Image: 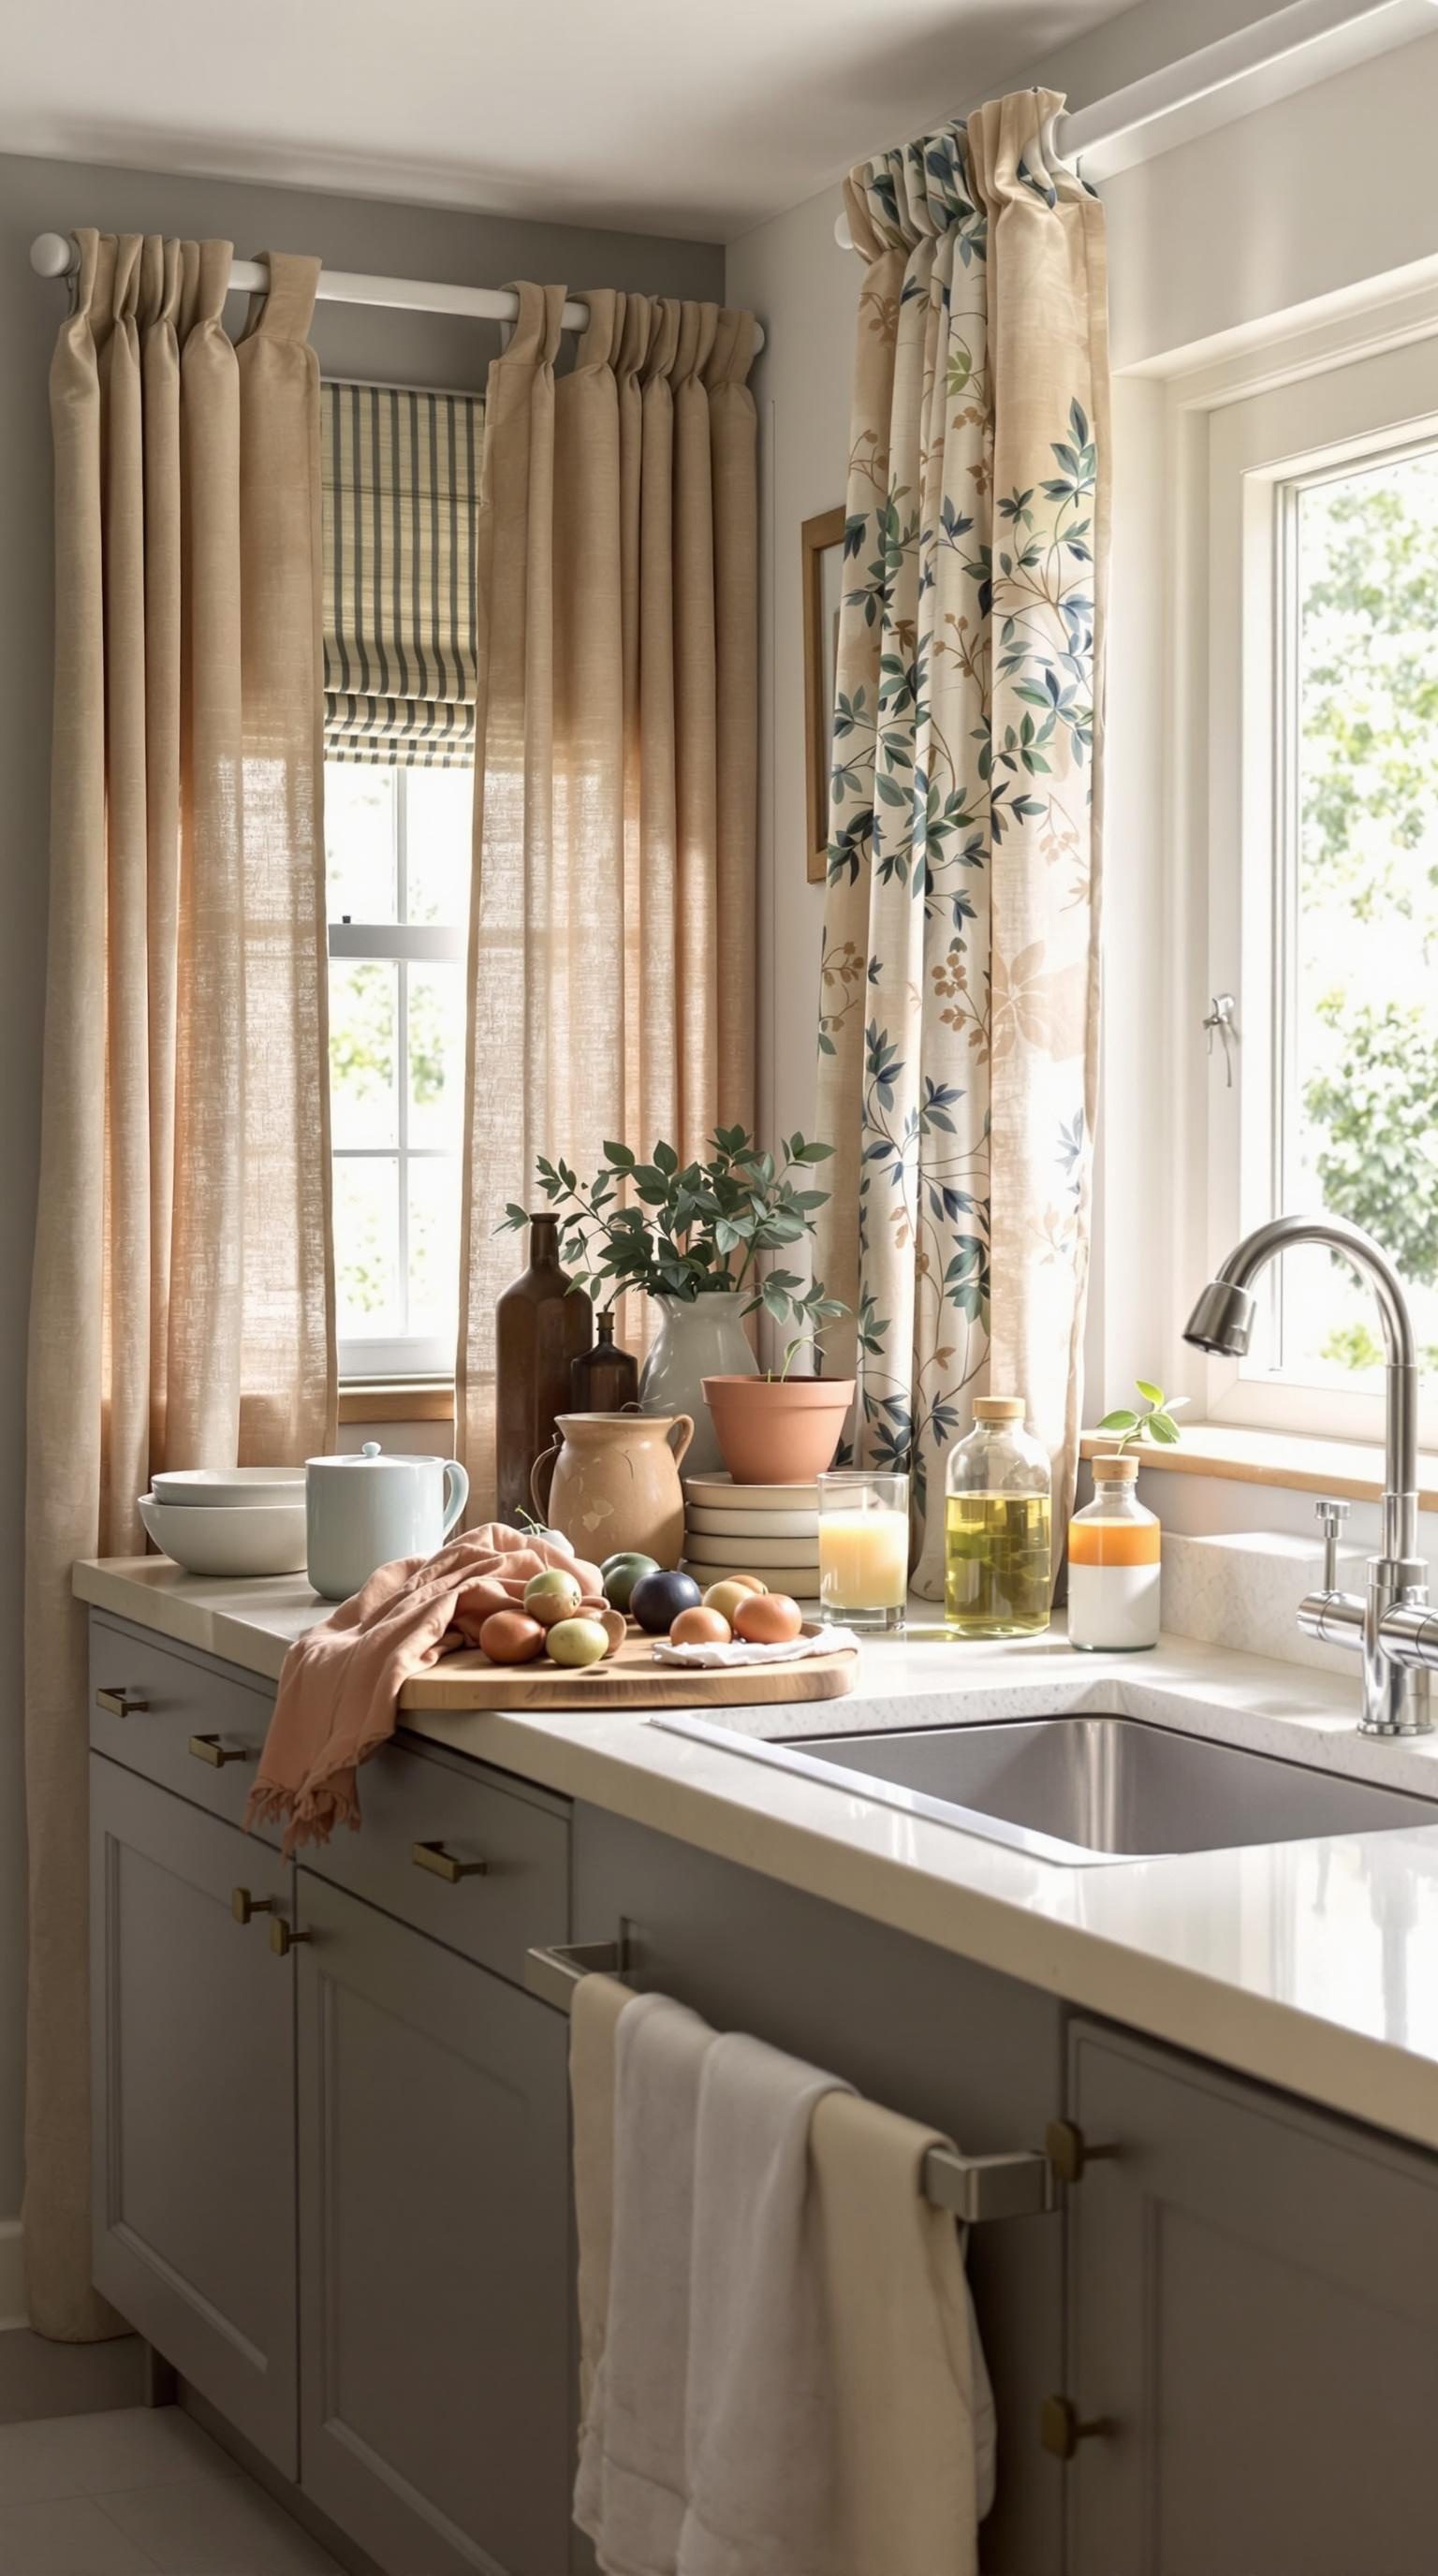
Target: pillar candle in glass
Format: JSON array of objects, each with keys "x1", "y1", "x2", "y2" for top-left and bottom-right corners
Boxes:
[{"x1": 816, "y1": 1471, "x2": 909, "y2": 1632}]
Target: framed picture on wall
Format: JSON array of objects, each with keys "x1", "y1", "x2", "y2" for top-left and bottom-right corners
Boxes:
[{"x1": 801, "y1": 505, "x2": 846, "y2": 885}]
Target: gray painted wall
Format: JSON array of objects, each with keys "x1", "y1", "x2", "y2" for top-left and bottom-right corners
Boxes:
[{"x1": 0, "y1": 147, "x2": 722, "y2": 2232}]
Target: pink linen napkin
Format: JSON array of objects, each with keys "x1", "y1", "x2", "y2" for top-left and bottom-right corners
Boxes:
[{"x1": 246, "y1": 1523, "x2": 592, "y2": 1853}]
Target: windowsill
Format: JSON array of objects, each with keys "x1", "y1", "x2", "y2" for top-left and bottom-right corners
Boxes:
[
  {"x1": 338, "y1": 1382, "x2": 454, "y2": 1425},
  {"x1": 1080, "y1": 1423, "x2": 1438, "y2": 1515}
]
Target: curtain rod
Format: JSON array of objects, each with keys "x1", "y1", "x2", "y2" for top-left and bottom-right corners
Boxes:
[
  {"x1": 28, "y1": 233, "x2": 766, "y2": 354},
  {"x1": 831, "y1": 0, "x2": 1410, "y2": 244}
]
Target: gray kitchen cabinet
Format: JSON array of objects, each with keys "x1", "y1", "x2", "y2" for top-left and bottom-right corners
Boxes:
[
  {"x1": 292, "y1": 1866, "x2": 575, "y2": 2576},
  {"x1": 1065, "y1": 2019, "x2": 1438, "y2": 2576},
  {"x1": 89, "y1": 1753, "x2": 299, "y2": 2473}
]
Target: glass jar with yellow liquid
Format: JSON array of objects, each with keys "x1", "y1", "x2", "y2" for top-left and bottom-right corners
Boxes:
[{"x1": 944, "y1": 1396, "x2": 1051, "y2": 1637}]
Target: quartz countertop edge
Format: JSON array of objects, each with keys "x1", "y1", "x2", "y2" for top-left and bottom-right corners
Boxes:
[{"x1": 74, "y1": 1554, "x2": 1438, "y2": 2159}]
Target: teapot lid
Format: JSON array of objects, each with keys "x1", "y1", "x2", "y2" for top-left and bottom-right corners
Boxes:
[{"x1": 307, "y1": 1442, "x2": 427, "y2": 1468}]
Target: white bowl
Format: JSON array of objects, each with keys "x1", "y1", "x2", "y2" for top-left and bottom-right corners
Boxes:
[
  {"x1": 138, "y1": 1494, "x2": 308, "y2": 1577},
  {"x1": 152, "y1": 1466, "x2": 306, "y2": 1511}
]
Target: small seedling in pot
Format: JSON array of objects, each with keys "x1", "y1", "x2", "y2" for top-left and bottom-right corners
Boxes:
[{"x1": 1096, "y1": 1379, "x2": 1189, "y2": 1454}]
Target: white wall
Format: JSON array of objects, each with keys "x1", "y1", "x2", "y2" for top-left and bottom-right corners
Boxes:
[
  {"x1": 725, "y1": 186, "x2": 858, "y2": 1159},
  {"x1": 1103, "y1": 20, "x2": 1438, "y2": 373},
  {"x1": 0, "y1": 148, "x2": 721, "y2": 2247}
]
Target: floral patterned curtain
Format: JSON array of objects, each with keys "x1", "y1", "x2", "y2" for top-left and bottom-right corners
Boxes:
[{"x1": 814, "y1": 91, "x2": 1109, "y2": 1599}]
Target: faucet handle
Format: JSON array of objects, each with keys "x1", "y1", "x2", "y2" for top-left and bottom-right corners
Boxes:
[{"x1": 1316, "y1": 1496, "x2": 1350, "y2": 1592}]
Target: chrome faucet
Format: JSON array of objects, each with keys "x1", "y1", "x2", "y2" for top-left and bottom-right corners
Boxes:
[{"x1": 1183, "y1": 1214, "x2": 1438, "y2": 1736}]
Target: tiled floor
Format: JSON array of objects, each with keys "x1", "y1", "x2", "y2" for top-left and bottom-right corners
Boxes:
[{"x1": 0, "y1": 2408, "x2": 341, "y2": 2575}]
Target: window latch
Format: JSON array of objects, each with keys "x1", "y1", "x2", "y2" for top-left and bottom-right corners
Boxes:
[{"x1": 1203, "y1": 991, "x2": 1237, "y2": 1087}]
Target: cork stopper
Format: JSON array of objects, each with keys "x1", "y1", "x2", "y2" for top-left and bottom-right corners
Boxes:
[
  {"x1": 1092, "y1": 1453, "x2": 1139, "y2": 1481},
  {"x1": 974, "y1": 1396, "x2": 1025, "y2": 1422}
]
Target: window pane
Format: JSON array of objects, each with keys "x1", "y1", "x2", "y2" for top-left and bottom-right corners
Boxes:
[
  {"x1": 406, "y1": 963, "x2": 464, "y2": 1149},
  {"x1": 325, "y1": 764, "x2": 397, "y2": 922},
  {"x1": 330, "y1": 961, "x2": 398, "y2": 1150},
  {"x1": 404, "y1": 767, "x2": 472, "y2": 926},
  {"x1": 408, "y1": 1158, "x2": 461, "y2": 1342},
  {"x1": 1286, "y1": 446, "x2": 1438, "y2": 1391},
  {"x1": 334, "y1": 1157, "x2": 401, "y2": 1339}
]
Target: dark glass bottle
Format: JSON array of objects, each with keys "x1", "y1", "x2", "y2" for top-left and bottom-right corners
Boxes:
[
  {"x1": 569, "y1": 1310, "x2": 639, "y2": 1413},
  {"x1": 494, "y1": 1214, "x2": 593, "y2": 1527}
]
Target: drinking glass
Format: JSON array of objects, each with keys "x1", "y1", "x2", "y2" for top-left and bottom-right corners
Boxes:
[{"x1": 816, "y1": 1471, "x2": 910, "y2": 1632}]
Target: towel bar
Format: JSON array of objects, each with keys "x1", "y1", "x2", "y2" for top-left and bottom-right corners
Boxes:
[{"x1": 525, "y1": 1939, "x2": 1057, "y2": 2223}]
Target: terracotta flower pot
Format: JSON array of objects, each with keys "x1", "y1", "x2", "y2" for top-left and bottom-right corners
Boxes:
[{"x1": 701, "y1": 1376, "x2": 856, "y2": 1486}]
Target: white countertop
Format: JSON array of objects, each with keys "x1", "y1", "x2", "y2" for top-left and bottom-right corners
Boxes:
[{"x1": 75, "y1": 1553, "x2": 1438, "y2": 2157}]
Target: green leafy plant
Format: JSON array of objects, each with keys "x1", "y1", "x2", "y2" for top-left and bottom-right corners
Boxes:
[
  {"x1": 1096, "y1": 1378, "x2": 1189, "y2": 1454},
  {"x1": 500, "y1": 1128, "x2": 848, "y2": 1347}
]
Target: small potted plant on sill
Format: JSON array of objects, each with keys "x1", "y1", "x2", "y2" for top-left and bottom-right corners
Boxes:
[{"x1": 501, "y1": 1128, "x2": 852, "y2": 1480}]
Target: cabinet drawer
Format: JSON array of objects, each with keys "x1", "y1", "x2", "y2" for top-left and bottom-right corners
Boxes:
[
  {"x1": 298, "y1": 1738, "x2": 568, "y2": 1985},
  {"x1": 89, "y1": 1615, "x2": 281, "y2": 1844}
]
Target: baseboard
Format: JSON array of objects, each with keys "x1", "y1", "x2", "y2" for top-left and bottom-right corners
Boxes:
[{"x1": 0, "y1": 2322, "x2": 146, "y2": 2423}]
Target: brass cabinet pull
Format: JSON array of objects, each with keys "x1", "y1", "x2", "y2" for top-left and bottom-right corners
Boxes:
[
  {"x1": 231, "y1": 1887, "x2": 276, "y2": 1926},
  {"x1": 1039, "y1": 2394, "x2": 1113, "y2": 2461},
  {"x1": 95, "y1": 1688, "x2": 149, "y2": 1719},
  {"x1": 412, "y1": 1839, "x2": 488, "y2": 1885},
  {"x1": 269, "y1": 1919, "x2": 312, "y2": 1957},
  {"x1": 1044, "y1": 2119, "x2": 1118, "y2": 2186},
  {"x1": 189, "y1": 1734, "x2": 251, "y2": 1769}
]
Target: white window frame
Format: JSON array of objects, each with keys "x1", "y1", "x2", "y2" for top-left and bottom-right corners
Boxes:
[
  {"x1": 329, "y1": 766, "x2": 468, "y2": 1383},
  {"x1": 1200, "y1": 328, "x2": 1438, "y2": 1448}
]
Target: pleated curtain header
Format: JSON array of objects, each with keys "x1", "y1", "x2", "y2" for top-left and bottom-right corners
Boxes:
[{"x1": 321, "y1": 378, "x2": 484, "y2": 768}]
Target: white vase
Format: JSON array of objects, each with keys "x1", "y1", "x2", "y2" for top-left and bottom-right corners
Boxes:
[{"x1": 638, "y1": 1290, "x2": 757, "y2": 1476}]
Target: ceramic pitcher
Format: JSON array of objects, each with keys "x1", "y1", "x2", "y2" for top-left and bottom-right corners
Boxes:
[
  {"x1": 306, "y1": 1442, "x2": 469, "y2": 1600},
  {"x1": 531, "y1": 1412, "x2": 694, "y2": 1569}
]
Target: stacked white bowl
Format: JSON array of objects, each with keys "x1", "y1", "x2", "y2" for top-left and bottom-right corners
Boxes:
[{"x1": 138, "y1": 1467, "x2": 307, "y2": 1576}]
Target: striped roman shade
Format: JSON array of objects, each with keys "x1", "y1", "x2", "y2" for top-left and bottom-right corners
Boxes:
[{"x1": 321, "y1": 380, "x2": 483, "y2": 767}]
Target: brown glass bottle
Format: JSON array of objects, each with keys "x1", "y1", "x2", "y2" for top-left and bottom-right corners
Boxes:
[
  {"x1": 494, "y1": 1214, "x2": 594, "y2": 1527},
  {"x1": 569, "y1": 1310, "x2": 639, "y2": 1413}
]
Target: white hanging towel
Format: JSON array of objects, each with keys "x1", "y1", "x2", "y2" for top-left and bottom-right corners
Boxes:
[
  {"x1": 678, "y1": 2031, "x2": 851, "y2": 2576},
  {"x1": 574, "y1": 1988, "x2": 715, "y2": 2573},
  {"x1": 569, "y1": 1969, "x2": 630, "y2": 2428},
  {"x1": 809, "y1": 2086, "x2": 997, "y2": 2572},
  {"x1": 570, "y1": 1982, "x2": 995, "y2": 2576}
]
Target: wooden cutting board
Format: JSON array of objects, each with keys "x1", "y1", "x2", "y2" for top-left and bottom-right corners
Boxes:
[{"x1": 398, "y1": 1625, "x2": 857, "y2": 1712}]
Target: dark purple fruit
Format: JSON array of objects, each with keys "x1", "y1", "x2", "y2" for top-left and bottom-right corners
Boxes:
[{"x1": 629, "y1": 1568, "x2": 702, "y2": 1635}]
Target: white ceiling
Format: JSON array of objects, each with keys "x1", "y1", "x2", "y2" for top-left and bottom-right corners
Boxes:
[{"x1": 2, "y1": 0, "x2": 1140, "y2": 242}]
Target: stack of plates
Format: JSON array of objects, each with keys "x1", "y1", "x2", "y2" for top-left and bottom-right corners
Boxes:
[{"x1": 682, "y1": 1471, "x2": 821, "y2": 1599}]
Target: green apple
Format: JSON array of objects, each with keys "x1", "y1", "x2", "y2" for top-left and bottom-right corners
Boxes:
[
  {"x1": 599, "y1": 1551, "x2": 660, "y2": 1612},
  {"x1": 522, "y1": 1568, "x2": 583, "y2": 1627},
  {"x1": 545, "y1": 1617, "x2": 610, "y2": 1668}
]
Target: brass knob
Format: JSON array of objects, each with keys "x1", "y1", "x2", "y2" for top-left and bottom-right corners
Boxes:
[
  {"x1": 189, "y1": 1734, "x2": 251, "y2": 1768},
  {"x1": 412, "y1": 1839, "x2": 488, "y2": 1885},
  {"x1": 95, "y1": 1688, "x2": 149, "y2": 1719},
  {"x1": 269, "y1": 1919, "x2": 312, "y2": 1957},
  {"x1": 231, "y1": 1887, "x2": 276, "y2": 1925},
  {"x1": 1044, "y1": 2119, "x2": 1117, "y2": 2186},
  {"x1": 1039, "y1": 2394, "x2": 1112, "y2": 2461}
]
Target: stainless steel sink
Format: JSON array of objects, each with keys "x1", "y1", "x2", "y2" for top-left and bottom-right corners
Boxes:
[{"x1": 653, "y1": 1710, "x2": 1438, "y2": 1866}]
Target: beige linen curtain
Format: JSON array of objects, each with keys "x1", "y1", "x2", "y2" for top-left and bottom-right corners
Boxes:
[
  {"x1": 25, "y1": 230, "x2": 334, "y2": 2339},
  {"x1": 457, "y1": 284, "x2": 757, "y2": 1509},
  {"x1": 814, "y1": 95, "x2": 1109, "y2": 1597}
]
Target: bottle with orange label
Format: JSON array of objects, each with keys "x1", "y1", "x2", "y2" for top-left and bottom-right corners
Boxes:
[{"x1": 1067, "y1": 1454, "x2": 1160, "y2": 1651}]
